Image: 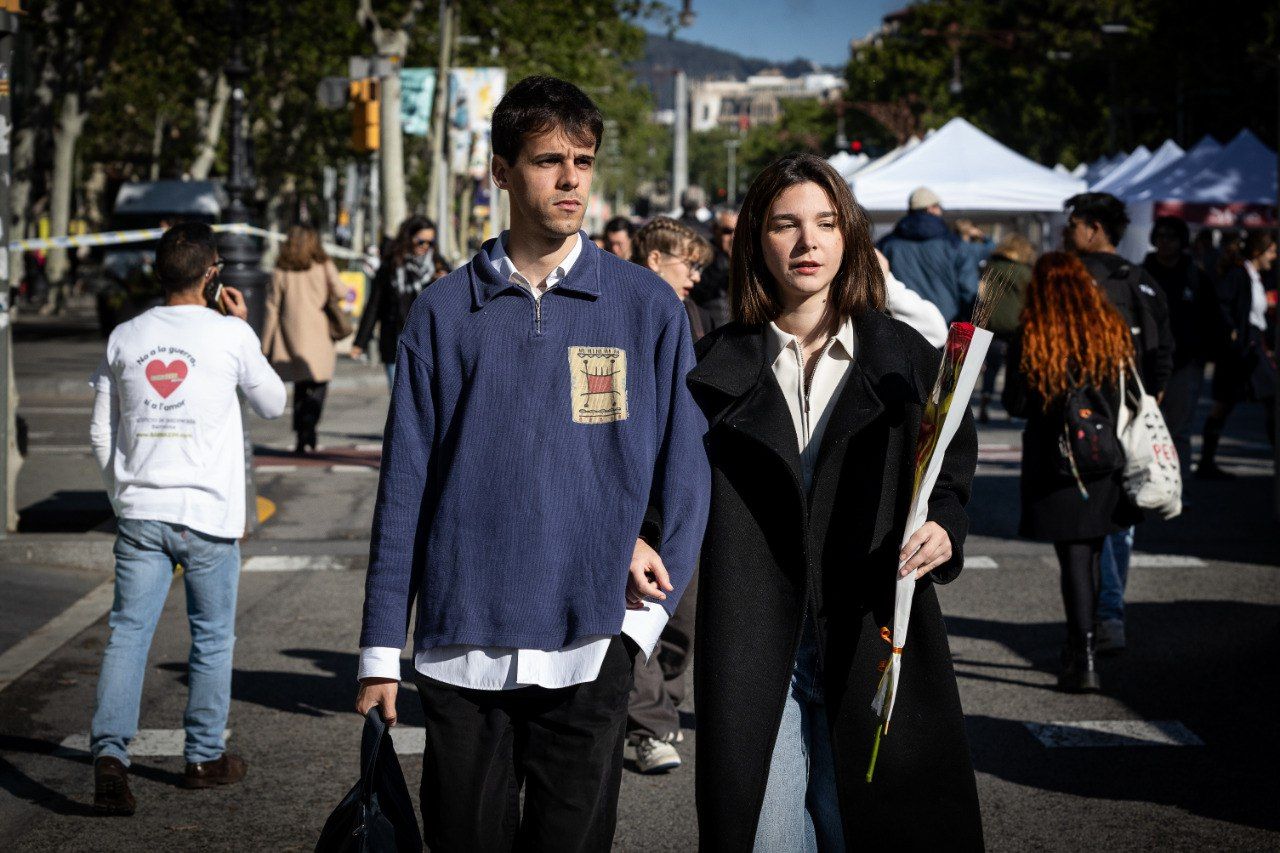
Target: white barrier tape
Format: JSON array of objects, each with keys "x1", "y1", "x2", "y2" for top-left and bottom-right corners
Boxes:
[{"x1": 8, "y1": 223, "x2": 364, "y2": 261}]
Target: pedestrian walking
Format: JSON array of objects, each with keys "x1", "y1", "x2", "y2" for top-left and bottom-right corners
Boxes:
[
  {"x1": 603, "y1": 215, "x2": 635, "y2": 260},
  {"x1": 874, "y1": 247, "x2": 948, "y2": 347},
  {"x1": 349, "y1": 216, "x2": 450, "y2": 386},
  {"x1": 261, "y1": 225, "x2": 347, "y2": 455},
  {"x1": 978, "y1": 233, "x2": 1037, "y2": 421},
  {"x1": 954, "y1": 218, "x2": 995, "y2": 306},
  {"x1": 1064, "y1": 192, "x2": 1174, "y2": 654},
  {"x1": 689, "y1": 209, "x2": 737, "y2": 327},
  {"x1": 1003, "y1": 251, "x2": 1138, "y2": 693},
  {"x1": 689, "y1": 153, "x2": 982, "y2": 851},
  {"x1": 1142, "y1": 216, "x2": 1223, "y2": 477},
  {"x1": 678, "y1": 184, "x2": 714, "y2": 240},
  {"x1": 622, "y1": 217, "x2": 714, "y2": 775},
  {"x1": 353, "y1": 75, "x2": 710, "y2": 852},
  {"x1": 86, "y1": 223, "x2": 287, "y2": 815},
  {"x1": 1199, "y1": 229, "x2": 1278, "y2": 477},
  {"x1": 877, "y1": 186, "x2": 976, "y2": 323}
]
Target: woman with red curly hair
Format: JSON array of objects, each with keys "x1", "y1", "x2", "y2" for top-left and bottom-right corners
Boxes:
[{"x1": 1003, "y1": 251, "x2": 1138, "y2": 693}]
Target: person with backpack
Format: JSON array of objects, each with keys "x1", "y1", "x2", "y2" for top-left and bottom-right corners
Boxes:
[
  {"x1": 1063, "y1": 192, "x2": 1173, "y2": 655},
  {"x1": 1003, "y1": 252, "x2": 1139, "y2": 693}
]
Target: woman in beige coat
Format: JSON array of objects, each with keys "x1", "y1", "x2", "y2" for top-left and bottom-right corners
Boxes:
[{"x1": 262, "y1": 225, "x2": 346, "y2": 454}]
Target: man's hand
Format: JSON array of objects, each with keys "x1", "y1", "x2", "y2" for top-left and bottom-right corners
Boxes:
[
  {"x1": 898, "y1": 521, "x2": 953, "y2": 580},
  {"x1": 355, "y1": 678, "x2": 399, "y2": 726},
  {"x1": 220, "y1": 286, "x2": 249, "y2": 321},
  {"x1": 626, "y1": 537, "x2": 672, "y2": 610},
  {"x1": 349, "y1": 345, "x2": 364, "y2": 359}
]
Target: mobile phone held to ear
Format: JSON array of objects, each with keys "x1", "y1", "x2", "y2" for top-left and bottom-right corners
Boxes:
[{"x1": 205, "y1": 279, "x2": 227, "y2": 314}]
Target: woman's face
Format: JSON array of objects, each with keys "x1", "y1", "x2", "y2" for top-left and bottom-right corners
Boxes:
[
  {"x1": 647, "y1": 243, "x2": 701, "y2": 301},
  {"x1": 411, "y1": 229, "x2": 435, "y2": 257},
  {"x1": 1255, "y1": 242, "x2": 1277, "y2": 272},
  {"x1": 761, "y1": 181, "x2": 844, "y2": 311}
]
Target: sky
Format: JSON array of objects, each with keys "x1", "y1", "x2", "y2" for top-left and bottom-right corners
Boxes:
[{"x1": 652, "y1": 0, "x2": 906, "y2": 68}]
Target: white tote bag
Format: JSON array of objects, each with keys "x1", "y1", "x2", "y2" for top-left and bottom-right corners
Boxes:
[{"x1": 1117, "y1": 360, "x2": 1182, "y2": 519}]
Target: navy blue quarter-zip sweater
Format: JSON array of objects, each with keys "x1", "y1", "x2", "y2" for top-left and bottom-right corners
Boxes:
[{"x1": 359, "y1": 234, "x2": 711, "y2": 653}]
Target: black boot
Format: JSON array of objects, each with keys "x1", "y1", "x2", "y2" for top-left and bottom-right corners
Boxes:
[
  {"x1": 1058, "y1": 631, "x2": 1102, "y2": 693},
  {"x1": 1197, "y1": 417, "x2": 1233, "y2": 479}
]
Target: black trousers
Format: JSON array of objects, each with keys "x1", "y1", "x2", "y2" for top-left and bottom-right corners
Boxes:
[
  {"x1": 292, "y1": 380, "x2": 327, "y2": 440},
  {"x1": 413, "y1": 635, "x2": 635, "y2": 853},
  {"x1": 1054, "y1": 538, "x2": 1103, "y2": 644},
  {"x1": 627, "y1": 568, "x2": 697, "y2": 741}
]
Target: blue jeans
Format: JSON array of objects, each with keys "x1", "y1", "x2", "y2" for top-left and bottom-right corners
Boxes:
[
  {"x1": 754, "y1": 622, "x2": 845, "y2": 853},
  {"x1": 384, "y1": 361, "x2": 396, "y2": 388},
  {"x1": 1097, "y1": 526, "x2": 1134, "y2": 624},
  {"x1": 91, "y1": 519, "x2": 240, "y2": 766}
]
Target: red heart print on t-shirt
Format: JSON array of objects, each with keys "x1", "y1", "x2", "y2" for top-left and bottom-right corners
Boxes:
[{"x1": 145, "y1": 359, "x2": 188, "y2": 398}]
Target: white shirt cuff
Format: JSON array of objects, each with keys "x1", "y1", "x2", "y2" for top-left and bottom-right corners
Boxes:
[
  {"x1": 358, "y1": 646, "x2": 404, "y2": 682},
  {"x1": 621, "y1": 602, "x2": 671, "y2": 661}
]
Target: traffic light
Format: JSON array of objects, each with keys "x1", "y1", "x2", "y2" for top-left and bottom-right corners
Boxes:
[{"x1": 349, "y1": 78, "x2": 380, "y2": 153}]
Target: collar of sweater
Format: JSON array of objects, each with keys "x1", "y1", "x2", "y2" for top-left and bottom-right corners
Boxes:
[{"x1": 469, "y1": 230, "x2": 602, "y2": 309}]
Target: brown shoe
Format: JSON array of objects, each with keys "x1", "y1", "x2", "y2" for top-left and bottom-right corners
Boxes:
[
  {"x1": 182, "y1": 753, "x2": 248, "y2": 789},
  {"x1": 93, "y1": 757, "x2": 136, "y2": 816}
]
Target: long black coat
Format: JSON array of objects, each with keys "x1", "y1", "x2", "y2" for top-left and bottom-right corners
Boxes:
[{"x1": 688, "y1": 310, "x2": 983, "y2": 851}]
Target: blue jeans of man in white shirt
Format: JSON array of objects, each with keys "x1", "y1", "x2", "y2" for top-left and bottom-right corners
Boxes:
[
  {"x1": 1097, "y1": 525, "x2": 1134, "y2": 625},
  {"x1": 753, "y1": 620, "x2": 845, "y2": 852},
  {"x1": 91, "y1": 519, "x2": 240, "y2": 766}
]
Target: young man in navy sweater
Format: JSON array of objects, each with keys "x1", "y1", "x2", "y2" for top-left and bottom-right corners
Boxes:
[{"x1": 355, "y1": 76, "x2": 710, "y2": 850}]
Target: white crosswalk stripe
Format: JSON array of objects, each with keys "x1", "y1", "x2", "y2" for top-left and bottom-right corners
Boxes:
[
  {"x1": 964, "y1": 556, "x2": 998, "y2": 569},
  {"x1": 242, "y1": 556, "x2": 351, "y2": 572},
  {"x1": 56, "y1": 729, "x2": 232, "y2": 757},
  {"x1": 1025, "y1": 720, "x2": 1203, "y2": 748}
]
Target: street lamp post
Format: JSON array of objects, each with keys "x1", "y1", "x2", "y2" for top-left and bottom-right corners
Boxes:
[
  {"x1": 217, "y1": 0, "x2": 266, "y2": 534},
  {"x1": 724, "y1": 137, "x2": 740, "y2": 207},
  {"x1": 218, "y1": 1, "x2": 268, "y2": 334}
]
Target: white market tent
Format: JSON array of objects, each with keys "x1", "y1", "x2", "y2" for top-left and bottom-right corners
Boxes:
[
  {"x1": 1083, "y1": 153, "x2": 1123, "y2": 186},
  {"x1": 1090, "y1": 145, "x2": 1152, "y2": 192},
  {"x1": 851, "y1": 135, "x2": 921, "y2": 181},
  {"x1": 1101, "y1": 139, "x2": 1184, "y2": 196},
  {"x1": 847, "y1": 117, "x2": 1086, "y2": 212},
  {"x1": 1121, "y1": 135, "x2": 1221, "y2": 201},
  {"x1": 827, "y1": 150, "x2": 871, "y2": 179},
  {"x1": 1115, "y1": 130, "x2": 1278, "y2": 259}
]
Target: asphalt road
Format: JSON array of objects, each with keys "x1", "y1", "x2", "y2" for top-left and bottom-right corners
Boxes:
[{"x1": 1, "y1": 325, "x2": 1277, "y2": 851}]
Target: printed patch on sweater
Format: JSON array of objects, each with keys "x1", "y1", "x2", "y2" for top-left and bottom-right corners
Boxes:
[{"x1": 568, "y1": 346, "x2": 628, "y2": 424}]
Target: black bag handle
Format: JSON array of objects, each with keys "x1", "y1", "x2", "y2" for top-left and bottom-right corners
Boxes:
[{"x1": 359, "y1": 706, "x2": 389, "y2": 802}]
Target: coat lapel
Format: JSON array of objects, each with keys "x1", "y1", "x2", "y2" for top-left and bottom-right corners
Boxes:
[{"x1": 688, "y1": 325, "x2": 804, "y2": 491}]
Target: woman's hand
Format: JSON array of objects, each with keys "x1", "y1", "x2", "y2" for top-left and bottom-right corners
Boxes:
[
  {"x1": 898, "y1": 521, "x2": 953, "y2": 579},
  {"x1": 348, "y1": 345, "x2": 364, "y2": 359},
  {"x1": 626, "y1": 537, "x2": 672, "y2": 609}
]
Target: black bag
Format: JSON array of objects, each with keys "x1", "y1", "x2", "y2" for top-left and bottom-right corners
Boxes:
[
  {"x1": 1055, "y1": 383, "x2": 1124, "y2": 496},
  {"x1": 315, "y1": 709, "x2": 422, "y2": 853}
]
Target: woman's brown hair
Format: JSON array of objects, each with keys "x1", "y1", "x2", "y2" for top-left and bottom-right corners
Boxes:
[
  {"x1": 1019, "y1": 251, "x2": 1133, "y2": 406},
  {"x1": 731, "y1": 153, "x2": 885, "y2": 325},
  {"x1": 275, "y1": 225, "x2": 328, "y2": 271}
]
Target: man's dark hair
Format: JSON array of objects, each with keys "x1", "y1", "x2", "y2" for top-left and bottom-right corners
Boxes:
[
  {"x1": 155, "y1": 222, "x2": 218, "y2": 294},
  {"x1": 491, "y1": 75, "x2": 603, "y2": 163},
  {"x1": 603, "y1": 216, "x2": 633, "y2": 237},
  {"x1": 1150, "y1": 215, "x2": 1189, "y2": 248},
  {"x1": 1065, "y1": 192, "x2": 1130, "y2": 246}
]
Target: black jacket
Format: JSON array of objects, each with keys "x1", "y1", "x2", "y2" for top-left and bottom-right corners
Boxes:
[
  {"x1": 353, "y1": 256, "x2": 450, "y2": 365},
  {"x1": 1002, "y1": 334, "x2": 1138, "y2": 542},
  {"x1": 688, "y1": 310, "x2": 982, "y2": 851},
  {"x1": 1142, "y1": 252, "x2": 1223, "y2": 366},
  {"x1": 1079, "y1": 252, "x2": 1174, "y2": 395},
  {"x1": 689, "y1": 248, "x2": 731, "y2": 327}
]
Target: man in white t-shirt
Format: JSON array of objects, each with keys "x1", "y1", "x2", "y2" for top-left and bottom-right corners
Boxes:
[{"x1": 87, "y1": 222, "x2": 286, "y2": 815}]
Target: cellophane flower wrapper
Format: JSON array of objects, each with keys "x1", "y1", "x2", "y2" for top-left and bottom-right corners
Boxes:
[{"x1": 867, "y1": 322, "x2": 991, "y2": 779}]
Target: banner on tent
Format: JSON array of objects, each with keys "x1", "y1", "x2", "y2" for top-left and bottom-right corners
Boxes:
[{"x1": 1154, "y1": 202, "x2": 1277, "y2": 228}]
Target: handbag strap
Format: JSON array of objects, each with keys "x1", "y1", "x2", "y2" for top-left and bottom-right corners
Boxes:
[{"x1": 359, "y1": 706, "x2": 388, "y2": 801}]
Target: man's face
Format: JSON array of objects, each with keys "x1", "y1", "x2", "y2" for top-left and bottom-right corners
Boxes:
[
  {"x1": 492, "y1": 127, "x2": 596, "y2": 240},
  {"x1": 605, "y1": 229, "x2": 632, "y2": 258},
  {"x1": 1064, "y1": 215, "x2": 1103, "y2": 254},
  {"x1": 716, "y1": 213, "x2": 737, "y2": 254},
  {"x1": 1152, "y1": 230, "x2": 1183, "y2": 260}
]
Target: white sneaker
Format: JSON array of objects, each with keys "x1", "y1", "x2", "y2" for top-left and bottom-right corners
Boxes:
[{"x1": 634, "y1": 736, "x2": 681, "y2": 774}]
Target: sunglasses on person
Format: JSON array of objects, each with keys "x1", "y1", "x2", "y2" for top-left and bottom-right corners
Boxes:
[{"x1": 412, "y1": 237, "x2": 434, "y2": 248}]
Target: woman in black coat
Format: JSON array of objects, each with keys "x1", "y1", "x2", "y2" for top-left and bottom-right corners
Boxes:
[
  {"x1": 689, "y1": 154, "x2": 982, "y2": 851},
  {"x1": 1199, "y1": 230, "x2": 1277, "y2": 477},
  {"x1": 350, "y1": 216, "x2": 450, "y2": 386},
  {"x1": 1002, "y1": 252, "x2": 1137, "y2": 692}
]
